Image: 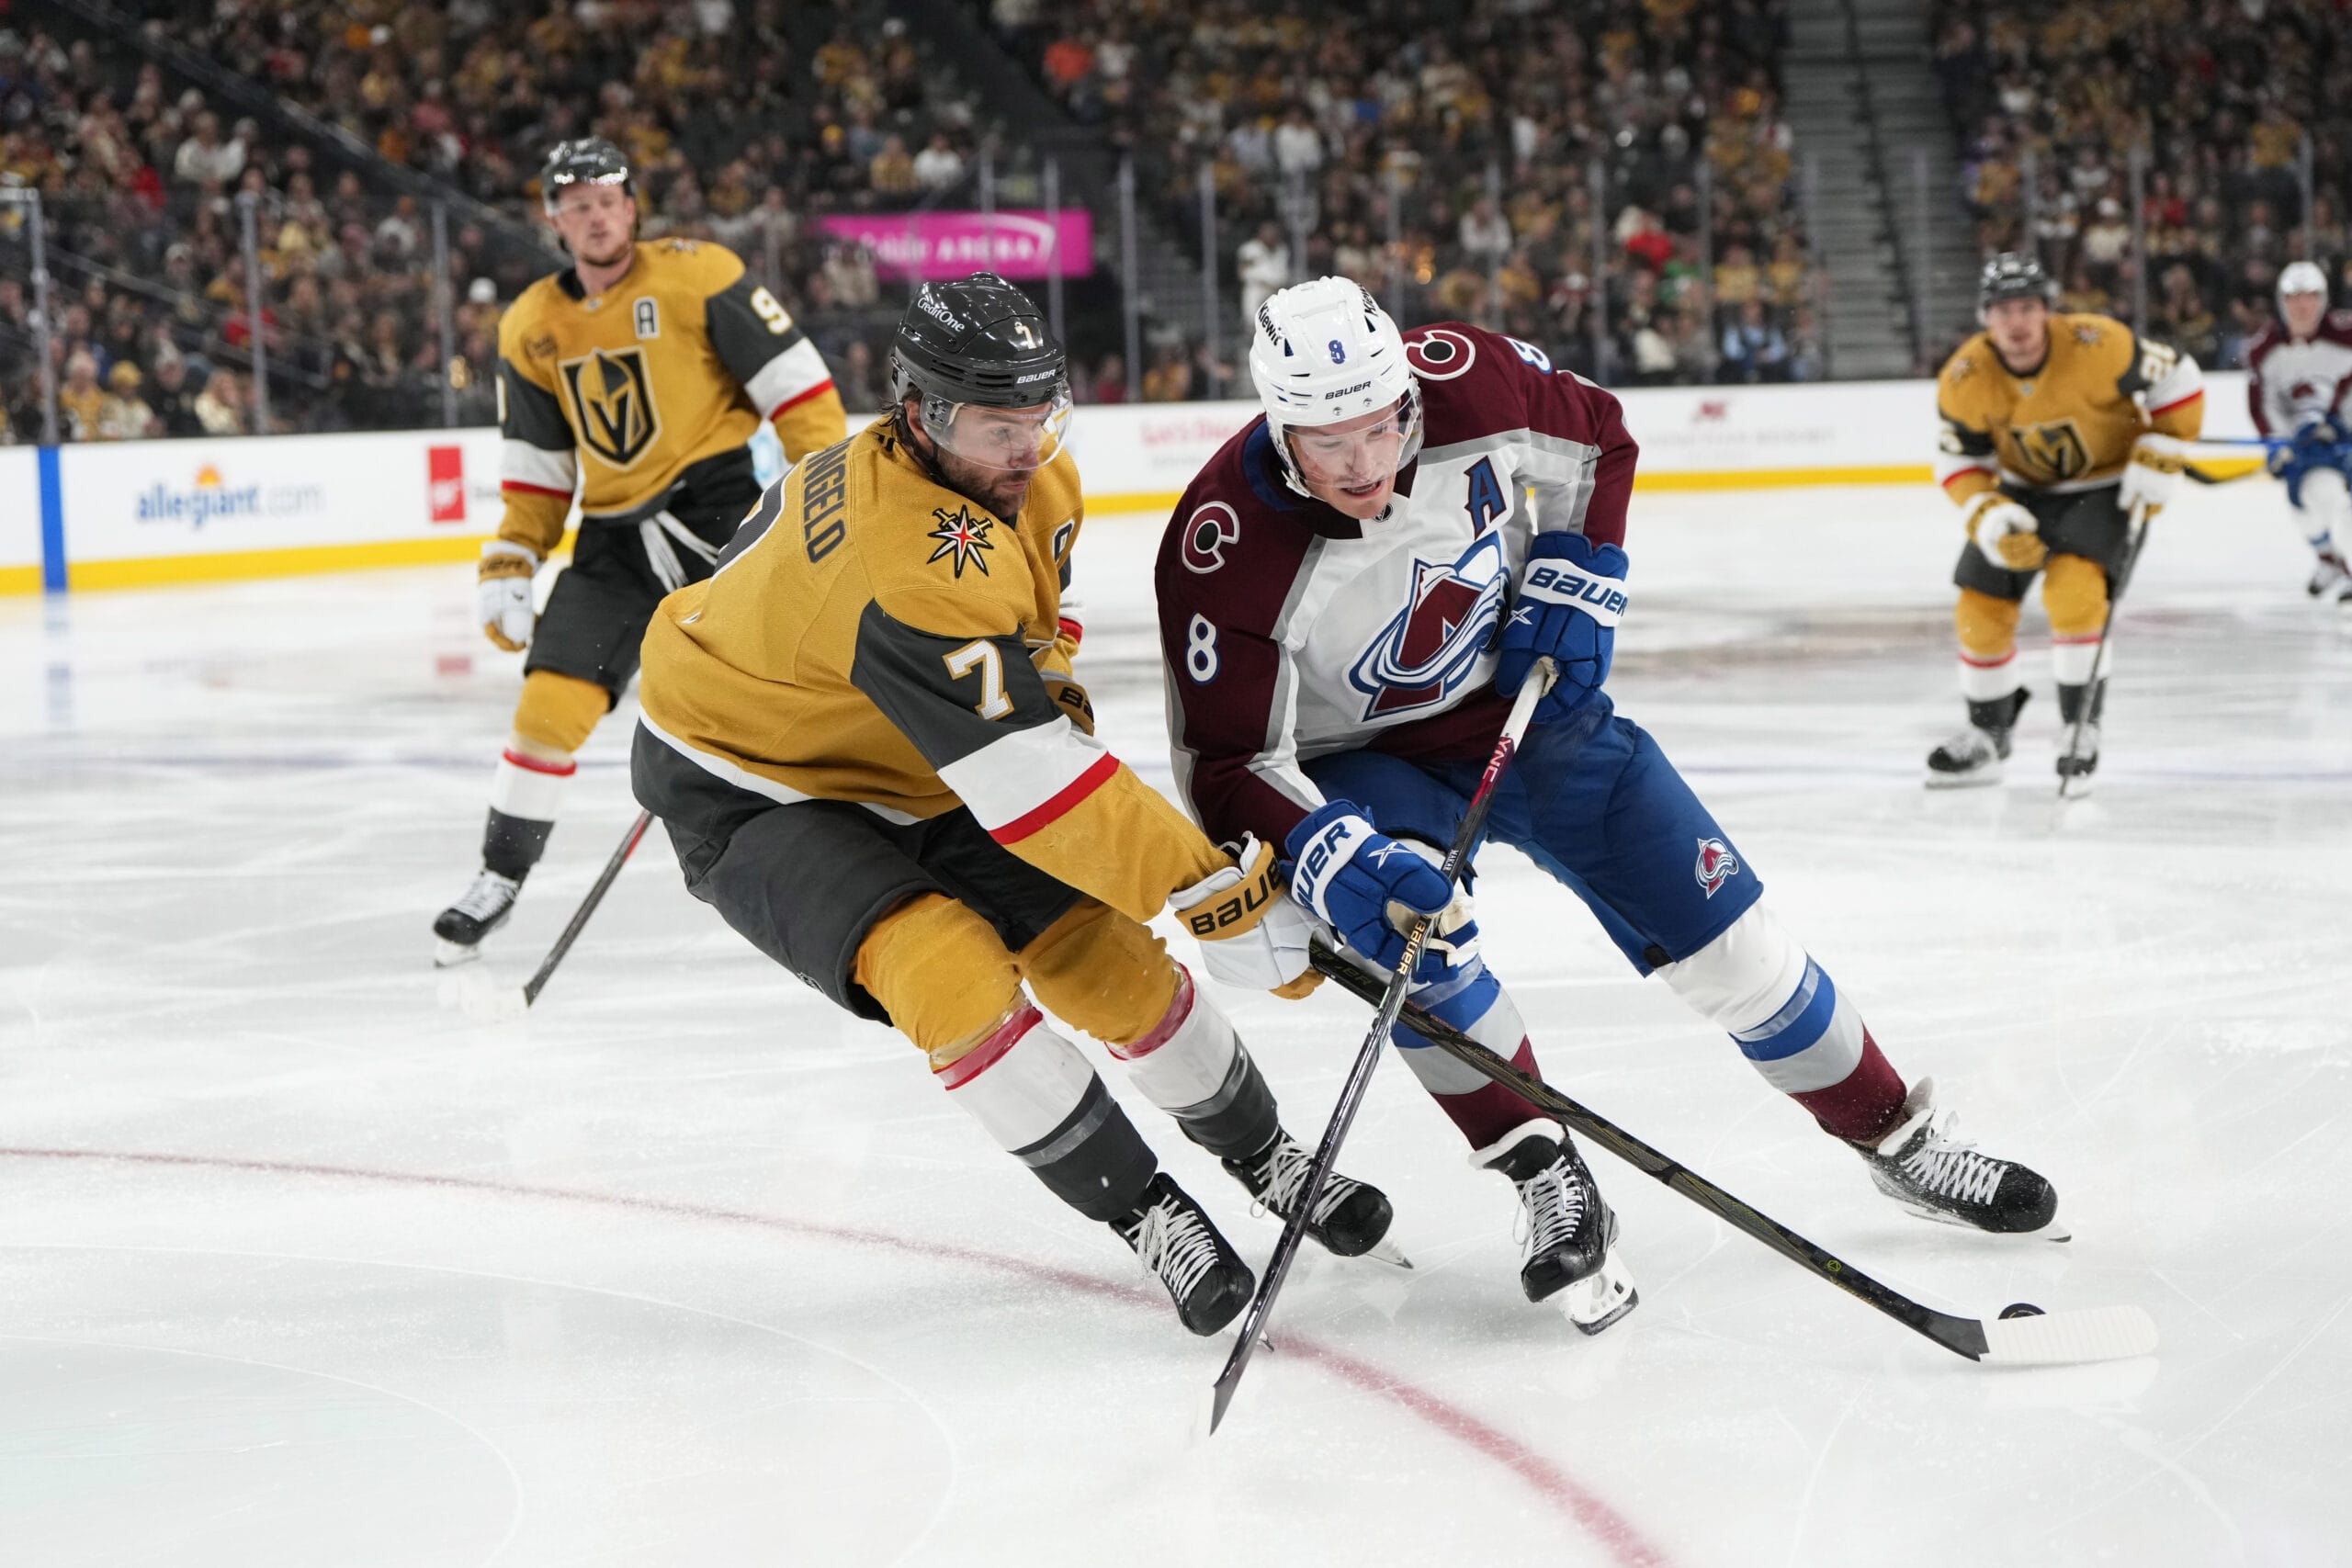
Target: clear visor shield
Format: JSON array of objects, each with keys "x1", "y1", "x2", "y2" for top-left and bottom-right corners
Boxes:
[
  {"x1": 919, "y1": 389, "x2": 1073, "y2": 474},
  {"x1": 1283, "y1": 393, "x2": 1422, "y2": 489}
]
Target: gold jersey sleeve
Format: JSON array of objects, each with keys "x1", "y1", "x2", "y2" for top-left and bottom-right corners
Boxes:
[
  {"x1": 637, "y1": 421, "x2": 1228, "y2": 923},
  {"x1": 1933, "y1": 313, "x2": 2203, "y2": 505},
  {"x1": 492, "y1": 239, "x2": 842, "y2": 554}
]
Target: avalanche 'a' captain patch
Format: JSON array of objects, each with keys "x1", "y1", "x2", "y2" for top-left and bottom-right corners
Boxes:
[{"x1": 1346, "y1": 531, "x2": 1508, "y2": 719}]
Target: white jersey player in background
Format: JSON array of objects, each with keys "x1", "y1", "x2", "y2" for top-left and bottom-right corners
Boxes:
[{"x1": 2246, "y1": 261, "x2": 2352, "y2": 603}]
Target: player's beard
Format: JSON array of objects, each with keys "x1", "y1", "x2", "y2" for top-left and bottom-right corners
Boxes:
[{"x1": 934, "y1": 447, "x2": 1035, "y2": 522}]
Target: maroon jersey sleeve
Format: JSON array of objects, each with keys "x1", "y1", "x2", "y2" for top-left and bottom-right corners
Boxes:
[
  {"x1": 2246, "y1": 321, "x2": 2282, "y2": 436},
  {"x1": 1407, "y1": 323, "x2": 1639, "y2": 547},
  {"x1": 1155, "y1": 433, "x2": 1326, "y2": 852}
]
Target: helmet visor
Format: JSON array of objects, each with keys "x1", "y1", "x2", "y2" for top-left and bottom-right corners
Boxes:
[
  {"x1": 1282, "y1": 393, "x2": 1421, "y2": 488},
  {"x1": 919, "y1": 388, "x2": 1073, "y2": 474}
]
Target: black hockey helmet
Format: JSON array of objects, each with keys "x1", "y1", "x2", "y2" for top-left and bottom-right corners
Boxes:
[
  {"x1": 1977, "y1": 251, "x2": 2055, "y2": 318},
  {"x1": 539, "y1": 137, "x2": 637, "y2": 214},
  {"x1": 889, "y1": 272, "x2": 1071, "y2": 470}
]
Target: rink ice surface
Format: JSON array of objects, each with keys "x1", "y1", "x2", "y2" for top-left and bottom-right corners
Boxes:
[{"x1": 4, "y1": 479, "x2": 2349, "y2": 1568}]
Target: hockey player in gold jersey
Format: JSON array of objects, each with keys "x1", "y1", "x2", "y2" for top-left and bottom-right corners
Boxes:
[
  {"x1": 434, "y1": 139, "x2": 847, "y2": 961},
  {"x1": 1926, "y1": 253, "x2": 2205, "y2": 788},
  {"x1": 632, "y1": 274, "x2": 1402, "y2": 1334}
]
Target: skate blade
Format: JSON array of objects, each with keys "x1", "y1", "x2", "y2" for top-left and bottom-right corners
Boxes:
[
  {"x1": 1890, "y1": 1198, "x2": 2071, "y2": 1244},
  {"x1": 1923, "y1": 770, "x2": 2002, "y2": 791},
  {"x1": 2057, "y1": 773, "x2": 2096, "y2": 801},
  {"x1": 433, "y1": 938, "x2": 484, "y2": 968},
  {"x1": 1559, "y1": 1253, "x2": 1638, "y2": 1336},
  {"x1": 1358, "y1": 1235, "x2": 1414, "y2": 1270}
]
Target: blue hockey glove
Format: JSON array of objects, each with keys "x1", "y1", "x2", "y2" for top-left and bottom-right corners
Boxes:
[
  {"x1": 1496, "y1": 531, "x2": 1628, "y2": 722},
  {"x1": 2280, "y1": 417, "x2": 2349, "y2": 508},
  {"x1": 1284, "y1": 801, "x2": 1458, "y2": 980}
]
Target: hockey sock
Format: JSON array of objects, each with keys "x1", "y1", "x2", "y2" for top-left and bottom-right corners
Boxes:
[
  {"x1": 1390, "y1": 959, "x2": 1550, "y2": 1148},
  {"x1": 2056, "y1": 677, "x2": 2107, "y2": 726},
  {"x1": 482, "y1": 748, "x2": 573, "y2": 879},
  {"x1": 938, "y1": 1003, "x2": 1158, "y2": 1223},
  {"x1": 1657, "y1": 905, "x2": 1909, "y2": 1143},
  {"x1": 1106, "y1": 967, "x2": 1280, "y2": 1160}
]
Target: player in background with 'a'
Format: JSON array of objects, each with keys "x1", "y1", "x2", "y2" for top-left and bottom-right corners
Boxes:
[
  {"x1": 629, "y1": 274, "x2": 1401, "y2": 1337},
  {"x1": 433, "y1": 137, "x2": 847, "y2": 963},
  {"x1": 1927, "y1": 252, "x2": 2205, "y2": 790},
  {"x1": 2246, "y1": 261, "x2": 2352, "y2": 604},
  {"x1": 1157, "y1": 277, "x2": 2064, "y2": 1337}
]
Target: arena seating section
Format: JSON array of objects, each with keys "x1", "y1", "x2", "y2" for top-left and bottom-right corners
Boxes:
[{"x1": 4, "y1": 0, "x2": 1825, "y2": 441}]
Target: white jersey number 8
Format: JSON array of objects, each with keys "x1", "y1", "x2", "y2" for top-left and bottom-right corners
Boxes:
[{"x1": 1184, "y1": 615, "x2": 1219, "y2": 683}]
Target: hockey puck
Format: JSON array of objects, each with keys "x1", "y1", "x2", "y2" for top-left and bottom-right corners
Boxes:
[{"x1": 1998, "y1": 1302, "x2": 2045, "y2": 1319}]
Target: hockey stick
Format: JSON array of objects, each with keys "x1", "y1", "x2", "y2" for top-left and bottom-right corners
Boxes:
[
  {"x1": 2058, "y1": 499, "x2": 2151, "y2": 801},
  {"x1": 520, "y1": 808, "x2": 654, "y2": 1008},
  {"x1": 1205, "y1": 657, "x2": 1557, "y2": 1435},
  {"x1": 1307, "y1": 941, "x2": 2159, "y2": 1367}
]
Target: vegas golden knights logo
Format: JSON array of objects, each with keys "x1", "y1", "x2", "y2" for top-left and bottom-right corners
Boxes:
[
  {"x1": 560, "y1": 346, "x2": 662, "y2": 468},
  {"x1": 2014, "y1": 420, "x2": 2090, "y2": 482}
]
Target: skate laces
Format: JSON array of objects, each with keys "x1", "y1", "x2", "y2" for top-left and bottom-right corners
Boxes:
[
  {"x1": 1246, "y1": 1137, "x2": 1356, "y2": 1226},
  {"x1": 1511, "y1": 1155, "x2": 1584, "y2": 1258},
  {"x1": 1125, "y1": 1192, "x2": 1222, "y2": 1302},
  {"x1": 449, "y1": 871, "x2": 518, "y2": 921},
  {"x1": 1895, "y1": 1110, "x2": 2004, "y2": 1206}
]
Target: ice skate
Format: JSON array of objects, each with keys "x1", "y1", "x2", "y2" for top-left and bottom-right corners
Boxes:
[
  {"x1": 433, "y1": 868, "x2": 521, "y2": 966},
  {"x1": 1857, "y1": 1077, "x2": 2064, "y2": 1237},
  {"x1": 1476, "y1": 1121, "x2": 1637, "y2": 1334},
  {"x1": 1224, "y1": 1129, "x2": 1409, "y2": 1268},
  {"x1": 1112, "y1": 1172, "x2": 1254, "y2": 1337},
  {"x1": 2055, "y1": 720, "x2": 2099, "y2": 792},
  {"x1": 1926, "y1": 689, "x2": 2029, "y2": 789},
  {"x1": 2306, "y1": 548, "x2": 2351, "y2": 601}
]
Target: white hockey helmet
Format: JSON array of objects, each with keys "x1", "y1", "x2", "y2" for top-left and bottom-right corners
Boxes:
[
  {"x1": 2278, "y1": 260, "x2": 2329, "y2": 305},
  {"x1": 1248, "y1": 276, "x2": 1422, "y2": 499}
]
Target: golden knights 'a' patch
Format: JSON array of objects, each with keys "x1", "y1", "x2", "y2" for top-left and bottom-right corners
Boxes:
[
  {"x1": 926, "y1": 504, "x2": 995, "y2": 577},
  {"x1": 560, "y1": 346, "x2": 662, "y2": 468},
  {"x1": 2014, "y1": 419, "x2": 2091, "y2": 481}
]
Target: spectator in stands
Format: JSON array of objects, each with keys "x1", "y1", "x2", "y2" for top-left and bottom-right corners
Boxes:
[
  {"x1": 59, "y1": 353, "x2": 108, "y2": 442},
  {"x1": 1141, "y1": 343, "x2": 1193, "y2": 402},
  {"x1": 173, "y1": 111, "x2": 245, "y2": 187},
  {"x1": 148, "y1": 355, "x2": 206, "y2": 438},
  {"x1": 912, "y1": 133, "x2": 966, "y2": 194},
  {"x1": 1719, "y1": 299, "x2": 1792, "y2": 384},
  {"x1": 1090, "y1": 353, "x2": 1129, "y2": 404},
  {"x1": 97, "y1": 363, "x2": 157, "y2": 441},
  {"x1": 1238, "y1": 220, "x2": 1291, "y2": 329},
  {"x1": 195, "y1": 369, "x2": 246, "y2": 435}
]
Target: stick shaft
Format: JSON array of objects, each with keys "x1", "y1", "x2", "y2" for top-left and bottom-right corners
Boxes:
[
  {"x1": 522, "y1": 809, "x2": 654, "y2": 1006},
  {"x1": 1208, "y1": 660, "x2": 1556, "y2": 1431},
  {"x1": 2059, "y1": 499, "x2": 2149, "y2": 795}
]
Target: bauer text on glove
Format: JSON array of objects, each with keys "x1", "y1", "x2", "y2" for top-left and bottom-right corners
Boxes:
[
  {"x1": 1171, "y1": 835, "x2": 1322, "y2": 998},
  {"x1": 1283, "y1": 802, "x2": 1455, "y2": 981},
  {"x1": 1496, "y1": 531, "x2": 1627, "y2": 722}
]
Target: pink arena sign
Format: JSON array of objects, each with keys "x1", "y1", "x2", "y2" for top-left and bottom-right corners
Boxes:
[{"x1": 814, "y1": 209, "x2": 1094, "y2": 281}]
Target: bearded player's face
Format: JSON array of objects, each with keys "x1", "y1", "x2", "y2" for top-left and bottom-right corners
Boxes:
[{"x1": 551, "y1": 183, "x2": 636, "y2": 269}]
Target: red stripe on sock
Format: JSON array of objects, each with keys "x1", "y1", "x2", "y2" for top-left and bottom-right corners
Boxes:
[
  {"x1": 1957, "y1": 650, "x2": 2015, "y2": 669},
  {"x1": 1108, "y1": 967, "x2": 1193, "y2": 1062},
  {"x1": 500, "y1": 749, "x2": 577, "y2": 777},
  {"x1": 933, "y1": 1004, "x2": 1042, "y2": 1090},
  {"x1": 1790, "y1": 1032, "x2": 1908, "y2": 1145}
]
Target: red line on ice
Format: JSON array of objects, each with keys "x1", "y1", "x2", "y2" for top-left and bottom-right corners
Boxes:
[{"x1": 2, "y1": 1145, "x2": 1675, "y2": 1566}]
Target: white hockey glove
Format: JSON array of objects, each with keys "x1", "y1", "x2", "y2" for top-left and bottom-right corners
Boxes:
[
  {"x1": 2120, "y1": 432, "x2": 2190, "y2": 516},
  {"x1": 479, "y1": 540, "x2": 539, "y2": 652},
  {"x1": 1963, "y1": 492, "x2": 2046, "y2": 572},
  {"x1": 1171, "y1": 835, "x2": 1323, "y2": 999}
]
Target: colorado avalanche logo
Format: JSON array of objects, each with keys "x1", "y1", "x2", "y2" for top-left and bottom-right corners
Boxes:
[
  {"x1": 1694, "y1": 837, "x2": 1740, "y2": 898},
  {"x1": 1347, "y1": 533, "x2": 1507, "y2": 719}
]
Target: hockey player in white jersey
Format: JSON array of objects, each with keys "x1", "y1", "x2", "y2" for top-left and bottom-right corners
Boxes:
[
  {"x1": 1156, "y1": 278, "x2": 2064, "y2": 1334},
  {"x1": 2247, "y1": 261, "x2": 2352, "y2": 602}
]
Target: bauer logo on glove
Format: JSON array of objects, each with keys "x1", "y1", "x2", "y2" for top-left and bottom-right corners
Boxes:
[{"x1": 1497, "y1": 531, "x2": 1627, "y2": 722}]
